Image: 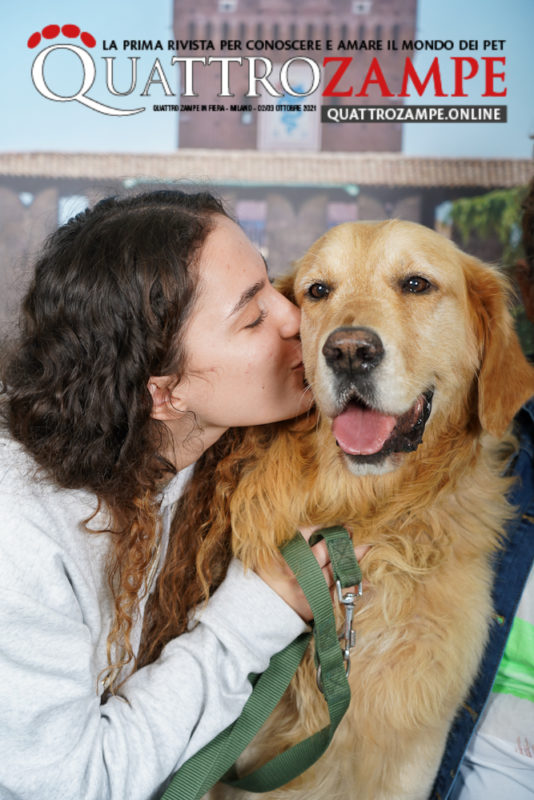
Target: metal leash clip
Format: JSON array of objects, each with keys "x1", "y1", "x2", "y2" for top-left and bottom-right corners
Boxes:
[
  {"x1": 316, "y1": 579, "x2": 362, "y2": 693},
  {"x1": 336, "y1": 579, "x2": 362, "y2": 678}
]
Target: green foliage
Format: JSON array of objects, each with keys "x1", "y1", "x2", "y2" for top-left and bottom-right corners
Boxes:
[
  {"x1": 448, "y1": 186, "x2": 534, "y2": 355},
  {"x1": 449, "y1": 186, "x2": 527, "y2": 265}
]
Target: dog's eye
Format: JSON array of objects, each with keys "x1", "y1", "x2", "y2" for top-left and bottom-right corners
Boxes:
[
  {"x1": 307, "y1": 283, "x2": 330, "y2": 300},
  {"x1": 401, "y1": 276, "x2": 432, "y2": 294}
]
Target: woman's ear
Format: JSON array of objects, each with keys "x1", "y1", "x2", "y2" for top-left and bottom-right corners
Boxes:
[
  {"x1": 466, "y1": 256, "x2": 534, "y2": 437},
  {"x1": 148, "y1": 376, "x2": 187, "y2": 421}
]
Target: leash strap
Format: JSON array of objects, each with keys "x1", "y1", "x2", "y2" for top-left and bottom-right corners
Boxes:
[
  {"x1": 161, "y1": 632, "x2": 311, "y2": 800},
  {"x1": 161, "y1": 526, "x2": 361, "y2": 800}
]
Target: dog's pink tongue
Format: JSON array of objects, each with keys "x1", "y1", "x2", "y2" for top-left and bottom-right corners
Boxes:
[{"x1": 332, "y1": 404, "x2": 397, "y2": 455}]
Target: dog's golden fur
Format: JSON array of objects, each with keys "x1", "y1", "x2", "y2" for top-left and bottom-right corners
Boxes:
[{"x1": 211, "y1": 220, "x2": 534, "y2": 800}]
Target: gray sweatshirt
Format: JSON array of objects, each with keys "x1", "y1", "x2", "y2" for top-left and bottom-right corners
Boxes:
[{"x1": 0, "y1": 434, "x2": 306, "y2": 799}]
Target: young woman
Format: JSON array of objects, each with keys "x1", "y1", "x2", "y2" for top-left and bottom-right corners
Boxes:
[{"x1": 0, "y1": 191, "x2": 364, "y2": 800}]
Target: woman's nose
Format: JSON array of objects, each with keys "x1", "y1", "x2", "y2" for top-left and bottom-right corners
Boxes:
[{"x1": 277, "y1": 293, "x2": 301, "y2": 339}]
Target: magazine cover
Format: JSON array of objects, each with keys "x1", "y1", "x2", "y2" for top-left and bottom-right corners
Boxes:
[{"x1": 1, "y1": 4, "x2": 534, "y2": 800}]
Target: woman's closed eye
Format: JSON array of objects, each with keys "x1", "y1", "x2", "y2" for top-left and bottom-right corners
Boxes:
[{"x1": 244, "y1": 309, "x2": 268, "y2": 329}]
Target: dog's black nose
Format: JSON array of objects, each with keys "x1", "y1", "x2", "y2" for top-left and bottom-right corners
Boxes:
[{"x1": 322, "y1": 327, "x2": 384, "y2": 375}]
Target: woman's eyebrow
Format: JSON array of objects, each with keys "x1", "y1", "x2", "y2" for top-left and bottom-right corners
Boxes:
[{"x1": 228, "y1": 279, "x2": 266, "y2": 318}]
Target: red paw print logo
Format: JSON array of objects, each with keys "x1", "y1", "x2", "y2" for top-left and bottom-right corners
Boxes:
[
  {"x1": 27, "y1": 24, "x2": 96, "y2": 49},
  {"x1": 28, "y1": 23, "x2": 144, "y2": 117}
]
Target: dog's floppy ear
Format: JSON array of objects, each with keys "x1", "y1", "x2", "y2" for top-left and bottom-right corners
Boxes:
[{"x1": 466, "y1": 256, "x2": 534, "y2": 437}]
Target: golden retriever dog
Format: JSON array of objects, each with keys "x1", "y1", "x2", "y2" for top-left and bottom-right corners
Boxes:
[{"x1": 210, "y1": 220, "x2": 534, "y2": 800}]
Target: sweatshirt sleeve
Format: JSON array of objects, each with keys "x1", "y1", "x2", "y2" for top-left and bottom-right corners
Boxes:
[{"x1": 0, "y1": 493, "x2": 307, "y2": 800}]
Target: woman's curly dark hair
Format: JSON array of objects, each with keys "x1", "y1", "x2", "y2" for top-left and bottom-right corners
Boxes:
[
  {"x1": 137, "y1": 423, "x2": 281, "y2": 669},
  {"x1": 2, "y1": 189, "x2": 228, "y2": 690}
]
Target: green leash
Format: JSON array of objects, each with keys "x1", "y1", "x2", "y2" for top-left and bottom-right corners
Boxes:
[{"x1": 161, "y1": 525, "x2": 362, "y2": 800}]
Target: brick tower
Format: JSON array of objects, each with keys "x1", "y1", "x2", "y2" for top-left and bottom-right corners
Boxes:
[{"x1": 173, "y1": 0, "x2": 418, "y2": 151}]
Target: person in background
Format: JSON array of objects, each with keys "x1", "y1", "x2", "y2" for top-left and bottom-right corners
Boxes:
[{"x1": 435, "y1": 178, "x2": 534, "y2": 800}]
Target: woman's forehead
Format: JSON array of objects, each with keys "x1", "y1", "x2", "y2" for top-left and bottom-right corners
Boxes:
[{"x1": 193, "y1": 217, "x2": 267, "y2": 315}]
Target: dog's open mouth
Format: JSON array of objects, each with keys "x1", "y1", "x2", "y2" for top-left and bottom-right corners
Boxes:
[{"x1": 332, "y1": 390, "x2": 434, "y2": 462}]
